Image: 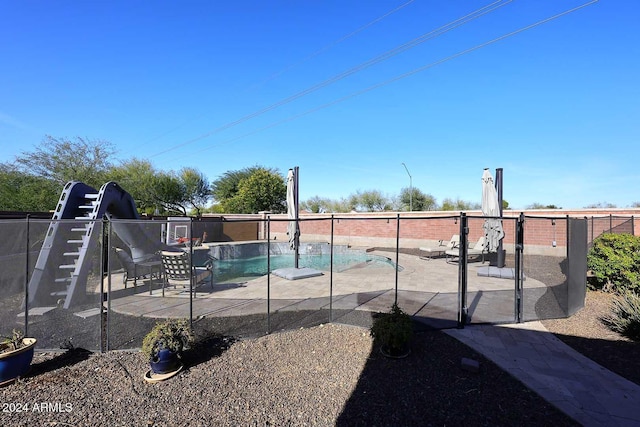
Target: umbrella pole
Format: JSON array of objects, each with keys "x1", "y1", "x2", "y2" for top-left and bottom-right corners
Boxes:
[{"x1": 496, "y1": 168, "x2": 505, "y2": 268}]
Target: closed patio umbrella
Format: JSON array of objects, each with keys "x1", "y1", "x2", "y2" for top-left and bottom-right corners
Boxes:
[
  {"x1": 286, "y1": 168, "x2": 299, "y2": 251},
  {"x1": 273, "y1": 167, "x2": 322, "y2": 280},
  {"x1": 481, "y1": 168, "x2": 504, "y2": 252}
]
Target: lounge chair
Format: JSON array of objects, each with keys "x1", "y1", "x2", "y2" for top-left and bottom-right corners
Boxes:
[
  {"x1": 160, "y1": 250, "x2": 214, "y2": 297},
  {"x1": 445, "y1": 236, "x2": 486, "y2": 264},
  {"x1": 113, "y1": 247, "x2": 161, "y2": 288},
  {"x1": 419, "y1": 235, "x2": 460, "y2": 260}
]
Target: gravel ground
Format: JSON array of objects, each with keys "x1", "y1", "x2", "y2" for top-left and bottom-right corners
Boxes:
[
  {"x1": 2, "y1": 252, "x2": 638, "y2": 426},
  {"x1": 541, "y1": 290, "x2": 640, "y2": 386},
  {"x1": 0, "y1": 321, "x2": 577, "y2": 427}
]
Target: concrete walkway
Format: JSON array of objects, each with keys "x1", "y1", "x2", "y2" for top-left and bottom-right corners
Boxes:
[{"x1": 446, "y1": 321, "x2": 640, "y2": 427}]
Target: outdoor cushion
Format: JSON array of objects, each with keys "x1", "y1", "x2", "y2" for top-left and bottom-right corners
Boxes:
[
  {"x1": 445, "y1": 236, "x2": 486, "y2": 263},
  {"x1": 419, "y1": 235, "x2": 460, "y2": 259}
]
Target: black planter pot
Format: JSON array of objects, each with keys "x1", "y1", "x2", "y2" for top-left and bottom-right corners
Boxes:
[
  {"x1": 380, "y1": 344, "x2": 411, "y2": 359},
  {"x1": 149, "y1": 349, "x2": 180, "y2": 374}
]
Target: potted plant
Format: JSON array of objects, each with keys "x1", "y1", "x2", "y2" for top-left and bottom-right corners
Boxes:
[
  {"x1": 141, "y1": 319, "x2": 193, "y2": 381},
  {"x1": 0, "y1": 329, "x2": 37, "y2": 385},
  {"x1": 370, "y1": 303, "x2": 413, "y2": 358}
]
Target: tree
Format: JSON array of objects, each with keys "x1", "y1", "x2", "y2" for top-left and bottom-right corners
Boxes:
[
  {"x1": 14, "y1": 135, "x2": 116, "y2": 189},
  {"x1": 147, "y1": 170, "x2": 213, "y2": 216},
  {"x1": 349, "y1": 190, "x2": 391, "y2": 212},
  {"x1": 440, "y1": 198, "x2": 480, "y2": 211},
  {"x1": 107, "y1": 158, "x2": 159, "y2": 214},
  {"x1": 398, "y1": 187, "x2": 437, "y2": 211},
  {"x1": 0, "y1": 135, "x2": 117, "y2": 211},
  {"x1": 151, "y1": 172, "x2": 189, "y2": 215},
  {"x1": 0, "y1": 163, "x2": 60, "y2": 211},
  {"x1": 584, "y1": 202, "x2": 616, "y2": 209},
  {"x1": 219, "y1": 168, "x2": 286, "y2": 213},
  {"x1": 109, "y1": 160, "x2": 211, "y2": 216},
  {"x1": 330, "y1": 198, "x2": 355, "y2": 213},
  {"x1": 2, "y1": 136, "x2": 213, "y2": 215},
  {"x1": 527, "y1": 203, "x2": 562, "y2": 209},
  {"x1": 301, "y1": 196, "x2": 333, "y2": 213},
  {"x1": 179, "y1": 167, "x2": 211, "y2": 217},
  {"x1": 301, "y1": 195, "x2": 368, "y2": 213},
  {"x1": 211, "y1": 166, "x2": 265, "y2": 203}
]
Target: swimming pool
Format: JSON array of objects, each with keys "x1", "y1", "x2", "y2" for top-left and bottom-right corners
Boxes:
[{"x1": 213, "y1": 251, "x2": 398, "y2": 283}]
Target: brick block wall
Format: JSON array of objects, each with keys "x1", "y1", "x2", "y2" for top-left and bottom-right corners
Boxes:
[{"x1": 205, "y1": 209, "x2": 640, "y2": 255}]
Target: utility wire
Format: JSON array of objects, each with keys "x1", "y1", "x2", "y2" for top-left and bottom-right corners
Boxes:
[
  {"x1": 137, "y1": 0, "x2": 416, "y2": 148},
  {"x1": 178, "y1": 0, "x2": 599, "y2": 159},
  {"x1": 148, "y1": 0, "x2": 513, "y2": 159},
  {"x1": 245, "y1": 0, "x2": 418, "y2": 92}
]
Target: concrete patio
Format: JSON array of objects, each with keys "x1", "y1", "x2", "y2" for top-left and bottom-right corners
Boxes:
[{"x1": 105, "y1": 251, "x2": 547, "y2": 328}]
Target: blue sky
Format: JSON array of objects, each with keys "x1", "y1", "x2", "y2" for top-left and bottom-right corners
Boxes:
[{"x1": 1, "y1": 0, "x2": 638, "y2": 209}]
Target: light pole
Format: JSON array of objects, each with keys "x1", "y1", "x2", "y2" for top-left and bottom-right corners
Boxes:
[{"x1": 401, "y1": 162, "x2": 412, "y2": 211}]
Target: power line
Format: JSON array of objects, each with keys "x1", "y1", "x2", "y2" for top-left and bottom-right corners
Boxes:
[
  {"x1": 136, "y1": 0, "x2": 417, "y2": 149},
  {"x1": 177, "y1": 0, "x2": 599, "y2": 159},
  {"x1": 244, "y1": 0, "x2": 418, "y2": 92},
  {"x1": 148, "y1": 0, "x2": 513, "y2": 159}
]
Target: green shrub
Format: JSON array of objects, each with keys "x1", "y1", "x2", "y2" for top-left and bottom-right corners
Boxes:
[
  {"x1": 587, "y1": 233, "x2": 640, "y2": 293},
  {"x1": 370, "y1": 303, "x2": 413, "y2": 353},
  {"x1": 603, "y1": 292, "x2": 640, "y2": 341},
  {"x1": 0, "y1": 329, "x2": 25, "y2": 353},
  {"x1": 141, "y1": 319, "x2": 193, "y2": 361}
]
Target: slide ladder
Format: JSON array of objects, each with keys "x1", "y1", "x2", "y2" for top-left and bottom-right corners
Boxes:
[{"x1": 28, "y1": 181, "x2": 143, "y2": 309}]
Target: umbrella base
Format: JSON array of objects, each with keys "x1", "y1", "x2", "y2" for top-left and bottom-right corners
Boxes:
[
  {"x1": 272, "y1": 267, "x2": 323, "y2": 280},
  {"x1": 488, "y1": 250, "x2": 506, "y2": 268},
  {"x1": 477, "y1": 266, "x2": 521, "y2": 280}
]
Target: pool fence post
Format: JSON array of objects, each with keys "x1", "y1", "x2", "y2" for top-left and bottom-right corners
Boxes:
[
  {"x1": 189, "y1": 217, "x2": 194, "y2": 329},
  {"x1": 103, "y1": 218, "x2": 110, "y2": 352},
  {"x1": 395, "y1": 213, "x2": 400, "y2": 306},
  {"x1": 267, "y1": 216, "x2": 271, "y2": 334},
  {"x1": 566, "y1": 214, "x2": 572, "y2": 259},
  {"x1": 457, "y1": 213, "x2": 468, "y2": 328},
  {"x1": 609, "y1": 214, "x2": 612, "y2": 233},
  {"x1": 329, "y1": 215, "x2": 334, "y2": 323},
  {"x1": 495, "y1": 167, "x2": 505, "y2": 268},
  {"x1": 515, "y1": 213, "x2": 525, "y2": 323},
  {"x1": 107, "y1": 219, "x2": 114, "y2": 351},
  {"x1": 24, "y1": 215, "x2": 30, "y2": 337}
]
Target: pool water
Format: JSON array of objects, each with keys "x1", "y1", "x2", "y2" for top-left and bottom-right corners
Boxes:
[{"x1": 213, "y1": 252, "x2": 397, "y2": 282}]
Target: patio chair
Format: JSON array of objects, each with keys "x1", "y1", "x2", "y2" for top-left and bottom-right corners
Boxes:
[
  {"x1": 113, "y1": 247, "x2": 161, "y2": 288},
  {"x1": 445, "y1": 236, "x2": 486, "y2": 264},
  {"x1": 160, "y1": 250, "x2": 214, "y2": 297},
  {"x1": 419, "y1": 235, "x2": 459, "y2": 260}
]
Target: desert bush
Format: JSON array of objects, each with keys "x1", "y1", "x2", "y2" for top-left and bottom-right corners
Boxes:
[
  {"x1": 370, "y1": 303, "x2": 413, "y2": 354},
  {"x1": 587, "y1": 233, "x2": 640, "y2": 293},
  {"x1": 141, "y1": 319, "x2": 193, "y2": 361},
  {"x1": 603, "y1": 292, "x2": 640, "y2": 341}
]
